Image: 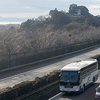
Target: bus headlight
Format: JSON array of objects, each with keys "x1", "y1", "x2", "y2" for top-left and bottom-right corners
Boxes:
[
  {"x1": 60, "y1": 89, "x2": 63, "y2": 91},
  {"x1": 76, "y1": 89, "x2": 79, "y2": 91}
]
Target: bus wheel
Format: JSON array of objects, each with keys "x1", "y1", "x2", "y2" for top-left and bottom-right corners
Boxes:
[
  {"x1": 93, "y1": 78, "x2": 95, "y2": 85},
  {"x1": 82, "y1": 85, "x2": 85, "y2": 93}
]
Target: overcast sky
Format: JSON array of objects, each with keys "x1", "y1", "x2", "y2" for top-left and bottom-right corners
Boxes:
[{"x1": 0, "y1": 0, "x2": 100, "y2": 20}]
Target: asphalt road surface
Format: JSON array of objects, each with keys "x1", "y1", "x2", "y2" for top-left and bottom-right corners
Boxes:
[
  {"x1": 0, "y1": 46, "x2": 100, "y2": 89},
  {"x1": 49, "y1": 71, "x2": 100, "y2": 100}
]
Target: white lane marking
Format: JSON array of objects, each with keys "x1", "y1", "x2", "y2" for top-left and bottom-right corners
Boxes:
[{"x1": 48, "y1": 92, "x2": 62, "y2": 100}]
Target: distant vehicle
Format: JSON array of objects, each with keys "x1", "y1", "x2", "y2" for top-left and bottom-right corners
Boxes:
[
  {"x1": 59, "y1": 59, "x2": 98, "y2": 93},
  {"x1": 95, "y1": 85, "x2": 100, "y2": 100}
]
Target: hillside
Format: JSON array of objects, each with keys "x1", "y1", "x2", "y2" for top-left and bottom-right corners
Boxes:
[
  {"x1": 94, "y1": 15, "x2": 100, "y2": 21},
  {"x1": 21, "y1": 4, "x2": 100, "y2": 30},
  {"x1": 0, "y1": 4, "x2": 100, "y2": 55}
]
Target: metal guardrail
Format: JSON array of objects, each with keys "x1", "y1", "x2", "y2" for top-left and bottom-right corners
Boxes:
[{"x1": 0, "y1": 44, "x2": 100, "y2": 73}]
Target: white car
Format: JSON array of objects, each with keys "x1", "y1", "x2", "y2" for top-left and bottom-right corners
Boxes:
[{"x1": 95, "y1": 85, "x2": 100, "y2": 100}]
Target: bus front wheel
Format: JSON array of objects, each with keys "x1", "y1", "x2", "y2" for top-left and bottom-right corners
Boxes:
[
  {"x1": 82, "y1": 85, "x2": 85, "y2": 93},
  {"x1": 93, "y1": 77, "x2": 95, "y2": 85}
]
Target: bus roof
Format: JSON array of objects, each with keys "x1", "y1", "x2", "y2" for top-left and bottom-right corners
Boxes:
[{"x1": 61, "y1": 59, "x2": 97, "y2": 71}]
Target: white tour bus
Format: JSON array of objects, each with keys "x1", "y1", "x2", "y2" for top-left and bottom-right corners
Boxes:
[{"x1": 60, "y1": 59, "x2": 98, "y2": 93}]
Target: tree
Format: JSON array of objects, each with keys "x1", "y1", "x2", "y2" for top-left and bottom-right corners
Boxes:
[
  {"x1": 49, "y1": 8, "x2": 58, "y2": 18},
  {"x1": 78, "y1": 6, "x2": 89, "y2": 15},
  {"x1": 69, "y1": 4, "x2": 89, "y2": 16},
  {"x1": 21, "y1": 19, "x2": 35, "y2": 29},
  {"x1": 69, "y1": 4, "x2": 78, "y2": 15},
  {"x1": 49, "y1": 9, "x2": 72, "y2": 28},
  {"x1": 0, "y1": 27, "x2": 18, "y2": 54},
  {"x1": 37, "y1": 16, "x2": 46, "y2": 21}
]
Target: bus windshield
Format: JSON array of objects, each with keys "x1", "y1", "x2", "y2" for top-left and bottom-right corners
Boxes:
[{"x1": 60, "y1": 71, "x2": 79, "y2": 83}]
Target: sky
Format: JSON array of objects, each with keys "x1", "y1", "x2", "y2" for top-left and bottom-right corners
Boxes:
[{"x1": 0, "y1": 0, "x2": 100, "y2": 22}]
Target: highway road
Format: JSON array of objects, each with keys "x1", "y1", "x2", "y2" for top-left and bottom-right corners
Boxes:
[
  {"x1": 0, "y1": 46, "x2": 100, "y2": 89},
  {"x1": 49, "y1": 71, "x2": 100, "y2": 100}
]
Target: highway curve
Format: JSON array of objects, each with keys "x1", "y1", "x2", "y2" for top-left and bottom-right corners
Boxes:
[{"x1": 0, "y1": 46, "x2": 100, "y2": 89}]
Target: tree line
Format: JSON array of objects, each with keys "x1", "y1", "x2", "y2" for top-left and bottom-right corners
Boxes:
[{"x1": 0, "y1": 4, "x2": 100, "y2": 55}]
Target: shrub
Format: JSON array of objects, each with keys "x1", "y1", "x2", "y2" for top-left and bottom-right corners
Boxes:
[{"x1": 0, "y1": 70, "x2": 60, "y2": 100}]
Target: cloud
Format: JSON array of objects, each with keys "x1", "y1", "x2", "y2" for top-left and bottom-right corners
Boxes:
[
  {"x1": 89, "y1": 5, "x2": 100, "y2": 9},
  {"x1": 0, "y1": 0, "x2": 100, "y2": 19},
  {"x1": 0, "y1": 12, "x2": 49, "y2": 18},
  {"x1": 87, "y1": 5, "x2": 100, "y2": 15}
]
